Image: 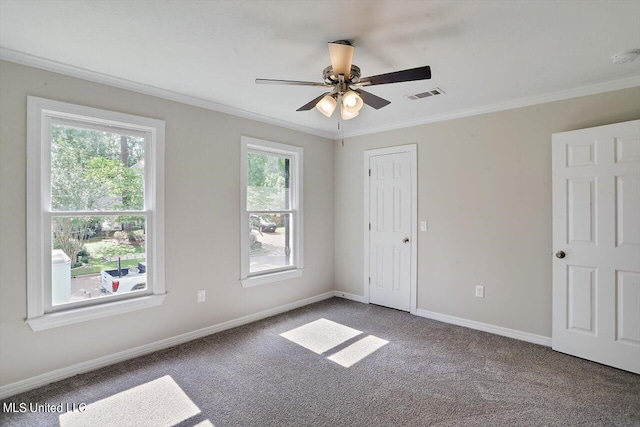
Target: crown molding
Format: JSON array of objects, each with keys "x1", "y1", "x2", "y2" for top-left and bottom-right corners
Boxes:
[
  {"x1": 339, "y1": 76, "x2": 640, "y2": 138},
  {"x1": 3, "y1": 47, "x2": 638, "y2": 141},
  {"x1": 0, "y1": 47, "x2": 334, "y2": 140}
]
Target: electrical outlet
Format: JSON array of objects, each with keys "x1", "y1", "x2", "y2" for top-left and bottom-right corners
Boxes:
[
  {"x1": 420, "y1": 220, "x2": 427, "y2": 232},
  {"x1": 475, "y1": 286, "x2": 484, "y2": 298},
  {"x1": 197, "y1": 290, "x2": 206, "y2": 303}
]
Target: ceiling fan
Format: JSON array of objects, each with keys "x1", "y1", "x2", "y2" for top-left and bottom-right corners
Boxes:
[{"x1": 256, "y1": 40, "x2": 431, "y2": 120}]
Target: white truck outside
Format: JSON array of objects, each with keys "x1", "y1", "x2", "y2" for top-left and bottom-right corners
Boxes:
[{"x1": 100, "y1": 261, "x2": 147, "y2": 294}]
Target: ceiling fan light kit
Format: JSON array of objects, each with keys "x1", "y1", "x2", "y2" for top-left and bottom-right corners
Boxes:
[
  {"x1": 343, "y1": 90, "x2": 364, "y2": 110},
  {"x1": 256, "y1": 40, "x2": 432, "y2": 121},
  {"x1": 340, "y1": 103, "x2": 359, "y2": 120},
  {"x1": 316, "y1": 94, "x2": 338, "y2": 117}
]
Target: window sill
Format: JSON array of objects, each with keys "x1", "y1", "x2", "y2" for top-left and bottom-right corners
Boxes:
[
  {"x1": 240, "y1": 268, "x2": 304, "y2": 288},
  {"x1": 26, "y1": 294, "x2": 166, "y2": 332}
]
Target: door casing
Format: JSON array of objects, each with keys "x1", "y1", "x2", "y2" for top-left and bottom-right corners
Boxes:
[{"x1": 363, "y1": 144, "x2": 417, "y2": 313}]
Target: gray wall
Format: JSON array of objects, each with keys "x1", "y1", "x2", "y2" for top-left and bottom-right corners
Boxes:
[
  {"x1": 2, "y1": 57, "x2": 639, "y2": 389},
  {"x1": 334, "y1": 87, "x2": 640, "y2": 337},
  {"x1": 0, "y1": 61, "x2": 334, "y2": 387}
]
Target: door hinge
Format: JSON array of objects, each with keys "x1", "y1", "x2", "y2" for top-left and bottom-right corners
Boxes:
[
  {"x1": 368, "y1": 169, "x2": 371, "y2": 176},
  {"x1": 369, "y1": 223, "x2": 371, "y2": 231},
  {"x1": 368, "y1": 277, "x2": 371, "y2": 284}
]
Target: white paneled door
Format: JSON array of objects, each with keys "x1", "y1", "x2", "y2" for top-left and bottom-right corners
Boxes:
[
  {"x1": 368, "y1": 150, "x2": 414, "y2": 312},
  {"x1": 552, "y1": 120, "x2": 640, "y2": 374}
]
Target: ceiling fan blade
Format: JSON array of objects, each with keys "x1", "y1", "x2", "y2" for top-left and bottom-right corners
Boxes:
[
  {"x1": 355, "y1": 66, "x2": 431, "y2": 86},
  {"x1": 296, "y1": 92, "x2": 331, "y2": 111},
  {"x1": 256, "y1": 78, "x2": 328, "y2": 87},
  {"x1": 354, "y1": 89, "x2": 391, "y2": 110},
  {"x1": 328, "y1": 41, "x2": 355, "y2": 77}
]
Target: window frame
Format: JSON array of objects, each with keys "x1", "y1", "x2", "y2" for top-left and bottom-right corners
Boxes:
[
  {"x1": 240, "y1": 136, "x2": 304, "y2": 287},
  {"x1": 26, "y1": 96, "x2": 166, "y2": 331}
]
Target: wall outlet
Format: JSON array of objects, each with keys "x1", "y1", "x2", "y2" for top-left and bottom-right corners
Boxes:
[
  {"x1": 475, "y1": 285, "x2": 484, "y2": 298},
  {"x1": 420, "y1": 220, "x2": 428, "y2": 232},
  {"x1": 197, "y1": 290, "x2": 206, "y2": 303}
]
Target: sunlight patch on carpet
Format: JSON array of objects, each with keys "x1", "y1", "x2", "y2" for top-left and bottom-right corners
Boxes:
[
  {"x1": 59, "y1": 375, "x2": 201, "y2": 427},
  {"x1": 192, "y1": 420, "x2": 215, "y2": 427},
  {"x1": 280, "y1": 318, "x2": 362, "y2": 354},
  {"x1": 280, "y1": 318, "x2": 389, "y2": 367},
  {"x1": 327, "y1": 335, "x2": 389, "y2": 367}
]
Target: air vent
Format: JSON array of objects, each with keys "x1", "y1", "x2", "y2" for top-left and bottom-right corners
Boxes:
[{"x1": 408, "y1": 87, "x2": 445, "y2": 100}]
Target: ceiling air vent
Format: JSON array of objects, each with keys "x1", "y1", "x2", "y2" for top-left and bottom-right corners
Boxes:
[{"x1": 408, "y1": 87, "x2": 445, "y2": 100}]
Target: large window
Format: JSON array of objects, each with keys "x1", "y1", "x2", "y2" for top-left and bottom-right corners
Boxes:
[
  {"x1": 240, "y1": 137, "x2": 303, "y2": 287},
  {"x1": 26, "y1": 97, "x2": 165, "y2": 331}
]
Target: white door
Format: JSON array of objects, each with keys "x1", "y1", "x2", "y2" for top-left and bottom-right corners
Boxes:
[
  {"x1": 552, "y1": 120, "x2": 640, "y2": 374},
  {"x1": 368, "y1": 150, "x2": 413, "y2": 311}
]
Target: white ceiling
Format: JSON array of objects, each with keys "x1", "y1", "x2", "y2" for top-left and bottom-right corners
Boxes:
[{"x1": 1, "y1": 1, "x2": 639, "y2": 138}]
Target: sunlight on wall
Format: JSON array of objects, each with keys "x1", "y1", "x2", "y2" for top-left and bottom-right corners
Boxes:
[
  {"x1": 280, "y1": 318, "x2": 389, "y2": 367},
  {"x1": 327, "y1": 335, "x2": 389, "y2": 368},
  {"x1": 59, "y1": 375, "x2": 202, "y2": 427},
  {"x1": 279, "y1": 318, "x2": 362, "y2": 354}
]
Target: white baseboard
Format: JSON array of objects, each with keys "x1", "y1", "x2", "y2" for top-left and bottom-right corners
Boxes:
[
  {"x1": 415, "y1": 309, "x2": 552, "y2": 347},
  {"x1": 330, "y1": 294, "x2": 549, "y2": 347},
  {"x1": 0, "y1": 291, "x2": 335, "y2": 400},
  {"x1": 333, "y1": 291, "x2": 368, "y2": 304},
  {"x1": 0, "y1": 293, "x2": 551, "y2": 399}
]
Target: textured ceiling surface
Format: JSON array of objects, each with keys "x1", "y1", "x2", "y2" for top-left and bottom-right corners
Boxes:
[{"x1": 1, "y1": 0, "x2": 639, "y2": 137}]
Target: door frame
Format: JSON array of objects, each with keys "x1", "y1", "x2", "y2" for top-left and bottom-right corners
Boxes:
[{"x1": 363, "y1": 144, "x2": 418, "y2": 314}]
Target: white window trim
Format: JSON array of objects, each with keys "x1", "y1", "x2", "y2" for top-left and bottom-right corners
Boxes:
[
  {"x1": 26, "y1": 96, "x2": 166, "y2": 331},
  {"x1": 240, "y1": 136, "x2": 304, "y2": 287}
]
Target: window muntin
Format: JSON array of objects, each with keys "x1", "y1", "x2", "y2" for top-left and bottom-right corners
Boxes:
[
  {"x1": 241, "y1": 137, "x2": 303, "y2": 284},
  {"x1": 27, "y1": 97, "x2": 165, "y2": 328}
]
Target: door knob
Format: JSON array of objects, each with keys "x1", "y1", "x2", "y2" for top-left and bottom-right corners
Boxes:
[
  {"x1": 555, "y1": 250, "x2": 566, "y2": 259},
  {"x1": 403, "y1": 237, "x2": 410, "y2": 243}
]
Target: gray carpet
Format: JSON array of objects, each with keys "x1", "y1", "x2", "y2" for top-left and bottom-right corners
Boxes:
[{"x1": 1, "y1": 298, "x2": 639, "y2": 426}]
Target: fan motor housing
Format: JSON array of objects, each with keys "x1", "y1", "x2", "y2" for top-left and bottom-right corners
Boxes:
[{"x1": 323, "y1": 65, "x2": 361, "y2": 85}]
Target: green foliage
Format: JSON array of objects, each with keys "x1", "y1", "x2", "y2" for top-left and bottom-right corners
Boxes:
[
  {"x1": 71, "y1": 257, "x2": 145, "y2": 276},
  {"x1": 51, "y1": 125, "x2": 144, "y2": 211},
  {"x1": 130, "y1": 229, "x2": 145, "y2": 243},
  {"x1": 52, "y1": 217, "x2": 86, "y2": 263},
  {"x1": 85, "y1": 158, "x2": 143, "y2": 209},
  {"x1": 247, "y1": 153, "x2": 290, "y2": 210},
  {"x1": 85, "y1": 239, "x2": 142, "y2": 259},
  {"x1": 71, "y1": 238, "x2": 145, "y2": 275},
  {"x1": 50, "y1": 124, "x2": 145, "y2": 260},
  {"x1": 113, "y1": 231, "x2": 129, "y2": 242},
  {"x1": 247, "y1": 152, "x2": 286, "y2": 188},
  {"x1": 116, "y1": 215, "x2": 145, "y2": 230}
]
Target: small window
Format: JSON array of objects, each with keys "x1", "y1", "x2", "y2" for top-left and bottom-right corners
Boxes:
[
  {"x1": 26, "y1": 97, "x2": 165, "y2": 331},
  {"x1": 240, "y1": 137, "x2": 303, "y2": 287}
]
